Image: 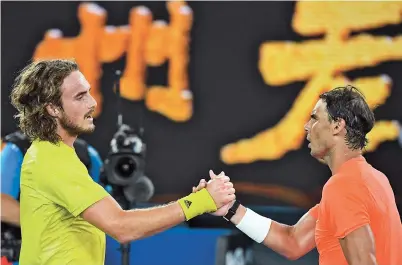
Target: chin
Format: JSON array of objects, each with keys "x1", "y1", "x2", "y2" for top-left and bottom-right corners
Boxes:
[
  {"x1": 79, "y1": 125, "x2": 95, "y2": 134},
  {"x1": 86, "y1": 126, "x2": 95, "y2": 133},
  {"x1": 310, "y1": 148, "x2": 328, "y2": 163},
  {"x1": 310, "y1": 149, "x2": 322, "y2": 159}
]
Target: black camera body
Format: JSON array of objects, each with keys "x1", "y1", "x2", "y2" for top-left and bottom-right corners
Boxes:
[
  {"x1": 104, "y1": 124, "x2": 146, "y2": 186},
  {"x1": 101, "y1": 124, "x2": 154, "y2": 208}
]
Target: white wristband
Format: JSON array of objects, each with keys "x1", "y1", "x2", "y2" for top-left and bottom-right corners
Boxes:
[{"x1": 235, "y1": 208, "x2": 272, "y2": 243}]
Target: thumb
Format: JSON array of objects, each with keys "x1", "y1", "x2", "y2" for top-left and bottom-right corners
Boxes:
[{"x1": 209, "y1": 169, "x2": 217, "y2": 179}]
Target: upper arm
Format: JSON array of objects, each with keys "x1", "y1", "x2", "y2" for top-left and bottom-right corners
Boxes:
[
  {"x1": 1, "y1": 143, "x2": 23, "y2": 199},
  {"x1": 81, "y1": 195, "x2": 124, "y2": 240},
  {"x1": 87, "y1": 145, "x2": 103, "y2": 182},
  {"x1": 290, "y1": 208, "x2": 317, "y2": 254},
  {"x1": 339, "y1": 224, "x2": 377, "y2": 265},
  {"x1": 265, "y1": 206, "x2": 317, "y2": 260}
]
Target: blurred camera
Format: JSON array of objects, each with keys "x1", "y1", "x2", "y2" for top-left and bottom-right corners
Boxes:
[{"x1": 102, "y1": 124, "x2": 154, "y2": 206}]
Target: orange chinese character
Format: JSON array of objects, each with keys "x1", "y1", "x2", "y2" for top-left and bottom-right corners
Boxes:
[
  {"x1": 221, "y1": 2, "x2": 402, "y2": 164},
  {"x1": 33, "y1": 1, "x2": 193, "y2": 122}
]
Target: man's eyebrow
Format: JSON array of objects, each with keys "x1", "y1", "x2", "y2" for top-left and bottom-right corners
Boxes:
[
  {"x1": 74, "y1": 90, "x2": 87, "y2": 98},
  {"x1": 74, "y1": 87, "x2": 91, "y2": 98}
]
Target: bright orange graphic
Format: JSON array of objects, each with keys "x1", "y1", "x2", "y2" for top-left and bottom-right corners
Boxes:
[
  {"x1": 33, "y1": 1, "x2": 193, "y2": 121},
  {"x1": 221, "y1": 2, "x2": 402, "y2": 164}
]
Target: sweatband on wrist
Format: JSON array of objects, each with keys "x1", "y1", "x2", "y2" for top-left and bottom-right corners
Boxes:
[
  {"x1": 236, "y1": 208, "x2": 272, "y2": 243},
  {"x1": 178, "y1": 188, "x2": 217, "y2": 221}
]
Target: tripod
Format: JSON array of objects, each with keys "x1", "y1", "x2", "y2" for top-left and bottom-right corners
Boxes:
[{"x1": 114, "y1": 188, "x2": 135, "y2": 265}]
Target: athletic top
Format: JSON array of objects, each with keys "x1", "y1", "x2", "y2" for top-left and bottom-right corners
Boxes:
[
  {"x1": 1, "y1": 141, "x2": 103, "y2": 199},
  {"x1": 18, "y1": 140, "x2": 109, "y2": 265},
  {"x1": 309, "y1": 155, "x2": 402, "y2": 265}
]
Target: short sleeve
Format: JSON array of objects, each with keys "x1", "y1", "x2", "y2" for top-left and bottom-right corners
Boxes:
[
  {"x1": 308, "y1": 204, "x2": 319, "y2": 219},
  {"x1": 321, "y1": 177, "x2": 370, "y2": 239},
  {"x1": 38, "y1": 164, "x2": 109, "y2": 217}
]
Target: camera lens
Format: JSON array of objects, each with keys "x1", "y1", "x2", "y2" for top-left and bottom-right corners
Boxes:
[{"x1": 115, "y1": 157, "x2": 136, "y2": 178}]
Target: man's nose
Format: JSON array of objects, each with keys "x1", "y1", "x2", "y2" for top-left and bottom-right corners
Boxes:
[
  {"x1": 89, "y1": 93, "x2": 97, "y2": 109},
  {"x1": 304, "y1": 122, "x2": 309, "y2": 132}
]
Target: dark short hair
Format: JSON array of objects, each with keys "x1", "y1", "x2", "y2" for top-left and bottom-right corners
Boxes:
[
  {"x1": 319, "y1": 85, "x2": 375, "y2": 150},
  {"x1": 10, "y1": 59, "x2": 79, "y2": 143}
]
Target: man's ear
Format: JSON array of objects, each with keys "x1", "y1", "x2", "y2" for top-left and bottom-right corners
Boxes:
[
  {"x1": 46, "y1": 104, "x2": 60, "y2": 118},
  {"x1": 333, "y1": 118, "x2": 346, "y2": 135}
]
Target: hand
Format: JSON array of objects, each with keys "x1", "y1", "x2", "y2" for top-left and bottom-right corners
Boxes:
[
  {"x1": 193, "y1": 170, "x2": 236, "y2": 216},
  {"x1": 205, "y1": 171, "x2": 235, "y2": 209}
]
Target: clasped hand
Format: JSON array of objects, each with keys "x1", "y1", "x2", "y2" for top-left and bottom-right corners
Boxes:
[{"x1": 192, "y1": 170, "x2": 236, "y2": 216}]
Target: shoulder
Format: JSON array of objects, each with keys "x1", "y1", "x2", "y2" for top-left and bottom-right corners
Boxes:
[
  {"x1": 323, "y1": 173, "x2": 350, "y2": 193},
  {"x1": 322, "y1": 171, "x2": 370, "y2": 210},
  {"x1": 26, "y1": 140, "x2": 59, "y2": 160},
  {"x1": 323, "y1": 162, "x2": 365, "y2": 193},
  {"x1": 25, "y1": 141, "x2": 73, "y2": 174},
  {"x1": 323, "y1": 173, "x2": 354, "y2": 200}
]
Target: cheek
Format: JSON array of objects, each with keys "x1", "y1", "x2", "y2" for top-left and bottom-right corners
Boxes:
[
  {"x1": 64, "y1": 105, "x2": 84, "y2": 120},
  {"x1": 310, "y1": 122, "x2": 320, "y2": 138},
  {"x1": 311, "y1": 124, "x2": 327, "y2": 145}
]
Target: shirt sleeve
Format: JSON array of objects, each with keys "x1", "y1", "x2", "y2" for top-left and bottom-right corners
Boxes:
[
  {"x1": 1, "y1": 143, "x2": 23, "y2": 199},
  {"x1": 308, "y1": 204, "x2": 319, "y2": 219},
  {"x1": 37, "y1": 162, "x2": 109, "y2": 217},
  {"x1": 321, "y1": 176, "x2": 370, "y2": 239}
]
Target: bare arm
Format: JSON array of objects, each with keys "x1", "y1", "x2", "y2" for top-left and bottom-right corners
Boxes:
[
  {"x1": 339, "y1": 224, "x2": 377, "y2": 265},
  {"x1": 82, "y1": 176, "x2": 235, "y2": 244},
  {"x1": 82, "y1": 195, "x2": 185, "y2": 244},
  {"x1": 192, "y1": 173, "x2": 317, "y2": 260},
  {"x1": 1, "y1": 193, "x2": 20, "y2": 226},
  {"x1": 231, "y1": 205, "x2": 316, "y2": 260}
]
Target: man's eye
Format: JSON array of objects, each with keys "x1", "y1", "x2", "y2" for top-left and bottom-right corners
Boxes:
[{"x1": 77, "y1": 94, "x2": 86, "y2": 100}]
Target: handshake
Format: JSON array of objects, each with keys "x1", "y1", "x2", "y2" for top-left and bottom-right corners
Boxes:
[
  {"x1": 179, "y1": 170, "x2": 270, "y2": 245},
  {"x1": 178, "y1": 170, "x2": 237, "y2": 221}
]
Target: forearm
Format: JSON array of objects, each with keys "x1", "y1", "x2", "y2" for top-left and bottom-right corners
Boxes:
[
  {"x1": 84, "y1": 185, "x2": 228, "y2": 244},
  {"x1": 116, "y1": 202, "x2": 185, "y2": 243},
  {"x1": 1, "y1": 194, "x2": 20, "y2": 226},
  {"x1": 230, "y1": 205, "x2": 311, "y2": 260}
]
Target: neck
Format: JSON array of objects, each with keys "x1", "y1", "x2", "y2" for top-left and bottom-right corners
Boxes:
[
  {"x1": 56, "y1": 127, "x2": 77, "y2": 147},
  {"x1": 323, "y1": 144, "x2": 362, "y2": 174}
]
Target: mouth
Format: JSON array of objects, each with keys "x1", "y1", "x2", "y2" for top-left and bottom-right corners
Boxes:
[
  {"x1": 307, "y1": 135, "x2": 311, "y2": 148},
  {"x1": 85, "y1": 113, "x2": 94, "y2": 121}
]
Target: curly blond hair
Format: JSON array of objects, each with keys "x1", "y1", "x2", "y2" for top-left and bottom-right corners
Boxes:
[{"x1": 10, "y1": 59, "x2": 78, "y2": 143}]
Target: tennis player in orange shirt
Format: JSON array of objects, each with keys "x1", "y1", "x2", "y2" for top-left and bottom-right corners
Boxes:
[{"x1": 194, "y1": 85, "x2": 402, "y2": 265}]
